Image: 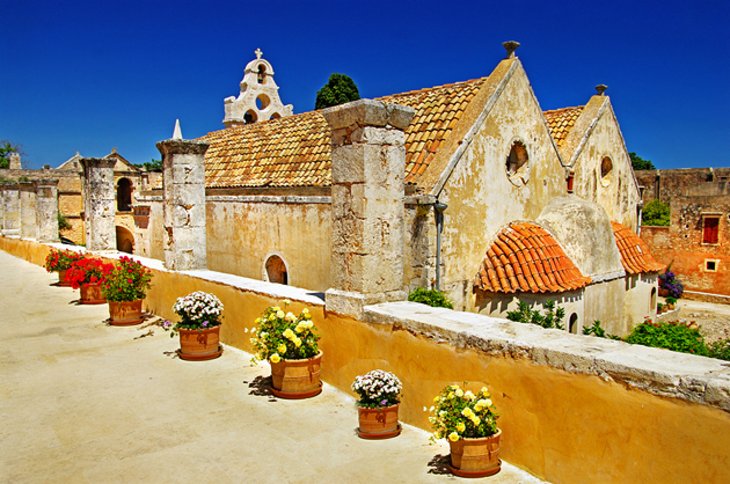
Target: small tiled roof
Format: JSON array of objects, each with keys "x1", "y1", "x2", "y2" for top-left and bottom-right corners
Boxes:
[
  {"x1": 543, "y1": 106, "x2": 584, "y2": 147},
  {"x1": 474, "y1": 222, "x2": 591, "y2": 294},
  {"x1": 611, "y1": 221, "x2": 665, "y2": 274},
  {"x1": 201, "y1": 78, "x2": 487, "y2": 189}
]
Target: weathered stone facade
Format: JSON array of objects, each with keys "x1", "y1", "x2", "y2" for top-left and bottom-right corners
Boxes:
[
  {"x1": 157, "y1": 139, "x2": 209, "y2": 270},
  {"x1": 637, "y1": 168, "x2": 730, "y2": 300},
  {"x1": 1, "y1": 184, "x2": 20, "y2": 236},
  {"x1": 35, "y1": 179, "x2": 60, "y2": 242},
  {"x1": 82, "y1": 158, "x2": 116, "y2": 251},
  {"x1": 19, "y1": 182, "x2": 38, "y2": 240}
]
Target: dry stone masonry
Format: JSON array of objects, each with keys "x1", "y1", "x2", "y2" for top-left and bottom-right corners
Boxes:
[
  {"x1": 322, "y1": 99, "x2": 415, "y2": 318},
  {"x1": 157, "y1": 138, "x2": 209, "y2": 271},
  {"x1": 82, "y1": 157, "x2": 116, "y2": 250},
  {"x1": 1, "y1": 184, "x2": 20, "y2": 236},
  {"x1": 18, "y1": 182, "x2": 38, "y2": 240}
]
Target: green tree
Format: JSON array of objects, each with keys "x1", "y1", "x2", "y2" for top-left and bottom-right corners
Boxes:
[
  {"x1": 642, "y1": 199, "x2": 670, "y2": 226},
  {"x1": 629, "y1": 152, "x2": 656, "y2": 171},
  {"x1": 0, "y1": 141, "x2": 21, "y2": 169},
  {"x1": 134, "y1": 158, "x2": 162, "y2": 172},
  {"x1": 315, "y1": 73, "x2": 361, "y2": 110}
]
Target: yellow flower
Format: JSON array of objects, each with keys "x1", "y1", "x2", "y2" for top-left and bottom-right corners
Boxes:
[
  {"x1": 471, "y1": 416, "x2": 481, "y2": 426},
  {"x1": 455, "y1": 388, "x2": 464, "y2": 397},
  {"x1": 293, "y1": 336, "x2": 302, "y2": 348},
  {"x1": 456, "y1": 422, "x2": 466, "y2": 432},
  {"x1": 464, "y1": 390, "x2": 475, "y2": 400},
  {"x1": 450, "y1": 384, "x2": 460, "y2": 390},
  {"x1": 282, "y1": 299, "x2": 291, "y2": 306},
  {"x1": 276, "y1": 310, "x2": 285, "y2": 319},
  {"x1": 277, "y1": 343, "x2": 287, "y2": 354},
  {"x1": 476, "y1": 398, "x2": 492, "y2": 409},
  {"x1": 302, "y1": 308, "x2": 309, "y2": 315},
  {"x1": 448, "y1": 432, "x2": 460, "y2": 442},
  {"x1": 433, "y1": 396, "x2": 440, "y2": 403},
  {"x1": 270, "y1": 353, "x2": 281, "y2": 363},
  {"x1": 295, "y1": 322, "x2": 306, "y2": 333},
  {"x1": 448, "y1": 392, "x2": 455, "y2": 400},
  {"x1": 282, "y1": 328, "x2": 295, "y2": 340},
  {"x1": 272, "y1": 306, "x2": 281, "y2": 312},
  {"x1": 285, "y1": 312, "x2": 296, "y2": 321},
  {"x1": 481, "y1": 386, "x2": 490, "y2": 396},
  {"x1": 461, "y1": 407, "x2": 474, "y2": 418},
  {"x1": 255, "y1": 317, "x2": 262, "y2": 324}
]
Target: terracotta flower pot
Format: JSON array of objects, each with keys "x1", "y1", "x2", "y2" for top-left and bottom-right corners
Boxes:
[
  {"x1": 178, "y1": 326, "x2": 223, "y2": 361},
  {"x1": 108, "y1": 299, "x2": 144, "y2": 326},
  {"x1": 448, "y1": 429, "x2": 502, "y2": 478},
  {"x1": 270, "y1": 351, "x2": 323, "y2": 399},
  {"x1": 357, "y1": 404, "x2": 401, "y2": 439},
  {"x1": 58, "y1": 270, "x2": 72, "y2": 287},
  {"x1": 79, "y1": 282, "x2": 105, "y2": 305},
  {"x1": 658, "y1": 287, "x2": 669, "y2": 298}
]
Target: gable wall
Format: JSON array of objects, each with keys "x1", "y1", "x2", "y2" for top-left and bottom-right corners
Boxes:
[
  {"x1": 572, "y1": 106, "x2": 640, "y2": 229},
  {"x1": 437, "y1": 64, "x2": 566, "y2": 310}
]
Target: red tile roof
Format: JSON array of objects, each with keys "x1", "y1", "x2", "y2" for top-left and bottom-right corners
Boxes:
[
  {"x1": 611, "y1": 221, "x2": 665, "y2": 274},
  {"x1": 201, "y1": 78, "x2": 487, "y2": 189},
  {"x1": 474, "y1": 222, "x2": 591, "y2": 294},
  {"x1": 543, "y1": 106, "x2": 584, "y2": 147}
]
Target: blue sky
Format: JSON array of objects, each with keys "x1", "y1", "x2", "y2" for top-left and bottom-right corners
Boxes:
[{"x1": 1, "y1": 0, "x2": 729, "y2": 170}]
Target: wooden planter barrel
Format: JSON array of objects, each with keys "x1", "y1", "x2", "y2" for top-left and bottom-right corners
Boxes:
[
  {"x1": 270, "y1": 351, "x2": 323, "y2": 399},
  {"x1": 178, "y1": 326, "x2": 223, "y2": 361},
  {"x1": 448, "y1": 429, "x2": 502, "y2": 478},
  {"x1": 79, "y1": 282, "x2": 105, "y2": 304},
  {"x1": 357, "y1": 404, "x2": 401, "y2": 439},
  {"x1": 108, "y1": 299, "x2": 144, "y2": 326}
]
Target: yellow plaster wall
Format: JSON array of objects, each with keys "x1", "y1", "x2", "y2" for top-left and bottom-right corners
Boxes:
[
  {"x1": 573, "y1": 106, "x2": 640, "y2": 229},
  {"x1": 206, "y1": 200, "x2": 332, "y2": 292},
  {"x1": 2, "y1": 236, "x2": 729, "y2": 484},
  {"x1": 439, "y1": 64, "x2": 566, "y2": 310}
]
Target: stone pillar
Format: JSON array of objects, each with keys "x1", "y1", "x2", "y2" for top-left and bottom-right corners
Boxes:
[
  {"x1": 8, "y1": 152, "x2": 22, "y2": 170},
  {"x1": 156, "y1": 139, "x2": 209, "y2": 270},
  {"x1": 81, "y1": 157, "x2": 116, "y2": 250},
  {"x1": 321, "y1": 99, "x2": 415, "y2": 318},
  {"x1": 18, "y1": 181, "x2": 38, "y2": 240},
  {"x1": 2, "y1": 184, "x2": 20, "y2": 236},
  {"x1": 36, "y1": 179, "x2": 60, "y2": 242}
]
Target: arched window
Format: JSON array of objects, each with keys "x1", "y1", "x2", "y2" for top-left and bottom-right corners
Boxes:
[
  {"x1": 256, "y1": 94, "x2": 270, "y2": 110},
  {"x1": 116, "y1": 226, "x2": 134, "y2": 254},
  {"x1": 265, "y1": 255, "x2": 288, "y2": 285},
  {"x1": 506, "y1": 141, "x2": 529, "y2": 185},
  {"x1": 257, "y1": 65, "x2": 266, "y2": 84},
  {"x1": 117, "y1": 178, "x2": 133, "y2": 212},
  {"x1": 569, "y1": 313, "x2": 579, "y2": 334},
  {"x1": 600, "y1": 157, "x2": 613, "y2": 186},
  {"x1": 650, "y1": 287, "x2": 657, "y2": 310},
  {"x1": 244, "y1": 109, "x2": 258, "y2": 124}
]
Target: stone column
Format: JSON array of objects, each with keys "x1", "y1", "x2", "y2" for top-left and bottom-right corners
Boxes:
[
  {"x1": 321, "y1": 99, "x2": 415, "y2": 318},
  {"x1": 36, "y1": 179, "x2": 60, "y2": 242},
  {"x1": 18, "y1": 181, "x2": 38, "y2": 240},
  {"x1": 2, "y1": 184, "x2": 20, "y2": 236},
  {"x1": 81, "y1": 157, "x2": 116, "y2": 250},
  {"x1": 156, "y1": 139, "x2": 209, "y2": 270}
]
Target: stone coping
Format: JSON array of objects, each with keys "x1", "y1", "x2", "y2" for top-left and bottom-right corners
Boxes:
[
  {"x1": 364, "y1": 301, "x2": 730, "y2": 413},
  {"x1": 45, "y1": 242, "x2": 325, "y2": 306}
]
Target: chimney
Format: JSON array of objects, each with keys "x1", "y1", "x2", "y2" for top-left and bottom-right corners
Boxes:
[{"x1": 503, "y1": 40, "x2": 520, "y2": 59}]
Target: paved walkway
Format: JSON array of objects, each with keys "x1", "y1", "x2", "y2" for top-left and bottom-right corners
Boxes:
[{"x1": 0, "y1": 250, "x2": 541, "y2": 483}]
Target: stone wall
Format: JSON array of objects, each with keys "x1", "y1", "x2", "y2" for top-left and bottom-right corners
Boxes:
[{"x1": 637, "y1": 168, "x2": 730, "y2": 298}]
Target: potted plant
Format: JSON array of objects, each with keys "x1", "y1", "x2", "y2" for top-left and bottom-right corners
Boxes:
[
  {"x1": 659, "y1": 270, "x2": 684, "y2": 298},
  {"x1": 665, "y1": 296, "x2": 678, "y2": 310},
  {"x1": 250, "y1": 300, "x2": 321, "y2": 399},
  {"x1": 66, "y1": 257, "x2": 113, "y2": 304},
  {"x1": 44, "y1": 248, "x2": 84, "y2": 287},
  {"x1": 429, "y1": 384, "x2": 501, "y2": 478},
  {"x1": 101, "y1": 256, "x2": 153, "y2": 326},
  {"x1": 352, "y1": 369, "x2": 403, "y2": 439},
  {"x1": 168, "y1": 291, "x2": 224, "y2": 361}
]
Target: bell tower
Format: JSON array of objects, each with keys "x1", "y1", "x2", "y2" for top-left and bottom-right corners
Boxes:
[{"x1": 223, "y1": 48, "x2": 294, "y2": 127}]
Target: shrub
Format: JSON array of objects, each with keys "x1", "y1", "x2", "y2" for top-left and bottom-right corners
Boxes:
[
  {"x1": 57, "y1": 212, "x2": 72, "y2": 231},
  {"x1": 249, "y1": 300, "x2": 319, "y2": 363},
  {"x1": 659, "y1": 270, "x2": 684, "y2": 298},
  {"x1": 352, "y1": 370, "x2": 402, "y2": 408},
  {"x1": 625, "y1": 321, "x2": 708, "y2": 356},
  {"x1": 506, "y1": 300, "x2": 565, "y2": 329},
  {"x1": 708, "y1": 339, "x2": 730, "y2": 361},
  {"x1": 408, "y1": 287, "x2": 454, "y2": 309},
  {"x1": 429, "y1": 384, "x2": 499, "y2": 442},
  {"x1": 642, "y1": 199, "x2": 670, "y2": 226},
  {"x1": 583, "y1": 320, "x2": 622, "y2": 340},
  {"x1": 101, "y1": 256, "x2": 153, "y2": 302}
]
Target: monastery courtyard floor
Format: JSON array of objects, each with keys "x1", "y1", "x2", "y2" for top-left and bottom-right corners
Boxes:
[{"x1": 0, "y1": 250, "x2": 541, "y2": 483}]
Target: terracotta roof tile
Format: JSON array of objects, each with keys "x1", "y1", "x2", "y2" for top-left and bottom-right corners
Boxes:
[
  {"x1": 200, "y1": 77, "x2": 487, "y2": 189},
  {"x1": 474, "y1": 222, "x2": 591, "y2": 294},
  {"x1": 611, "y1": 221, "x2": 665, "y2": 274},
  {"x1": 543, "y1": 106, "x2": 584, "y2": 148}
]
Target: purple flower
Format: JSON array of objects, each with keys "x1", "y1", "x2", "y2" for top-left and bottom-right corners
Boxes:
[
  {"x1": 380, "y1": 399, "x2": 388, "y2": 406},
  {"x1": 202, "y1": 320, "x2": 209, "y2": 328},
  {"x1": 162, "y1": 320, "x2": 172, "y2": 329}
]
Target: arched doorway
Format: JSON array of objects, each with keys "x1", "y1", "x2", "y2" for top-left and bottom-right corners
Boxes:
[
  {"x1": 117, "y1": 178, "x2": 133, "y2": 212},
  {"x1": 265, "y1": 255, "x2": 288, "y2": 285},
  {"x1": 116, "y1": 226, "x2": 134, "y2": 254}
]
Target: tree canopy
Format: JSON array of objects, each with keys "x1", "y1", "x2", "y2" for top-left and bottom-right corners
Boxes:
[
  {"x1": 134, "y1": 158, "x2": 162, "y2": 172},
  {"x1": 642, "y1": 199, "x2": 670, "y2": 226},
  {"x1": 629, "y1": 152, "x2": 656, "y2": 171},
  {"x1": 315, "y1": 73, "x2": 360, "y2": 110},
  {"x1": 0, "y1": 141, "x2": 20, "y2": 169}
]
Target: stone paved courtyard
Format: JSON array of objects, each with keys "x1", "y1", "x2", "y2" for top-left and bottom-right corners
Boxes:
[{"x1": 0, "y1": 250, "x2": 541, "y2": 483}]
